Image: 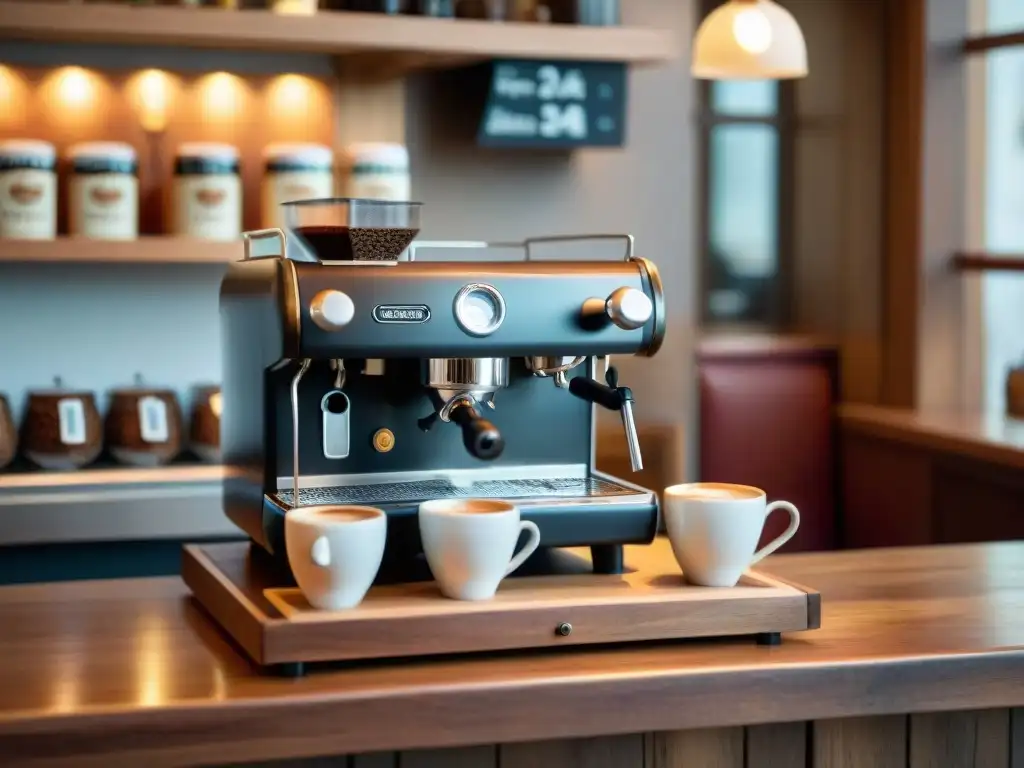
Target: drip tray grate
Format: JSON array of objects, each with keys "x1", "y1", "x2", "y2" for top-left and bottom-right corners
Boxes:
[{"x1": 272, "y1": 476, "x2": 640, "y2": 510}]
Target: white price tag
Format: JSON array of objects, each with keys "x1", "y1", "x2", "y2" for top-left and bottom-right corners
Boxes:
[
  {"x1": 539, "y1": 103, "x2": 588, "y2": 140},
  {"x1": 57, "y1": 399, "x2": 87, "y2": 446},
  {"x1": 138, "y1": 396, "x2": 170, "y2": 443},
  {"x1": 536, "y1": 65, "x2": 587, "y2": 101}
]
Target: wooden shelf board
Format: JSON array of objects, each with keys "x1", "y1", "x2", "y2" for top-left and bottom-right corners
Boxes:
[
  {"x1": 0, "y1": 2, "x2": 678, "y2": 69},
  {"x1": 951, "y1": 252, "x2": 1024, "y2": 273},
  {"x1": 0, "y1": 463, "x2": 241, "y2": 545},
  {"x1": 0, "y1": 463, "x2": 233, "y2": 492},
  {"x1": 0, "y1": 237, "x2": 239, "y2": 264},
  {"x1": 963, "y1": 30, "x2": 1024, "y2": 54}
]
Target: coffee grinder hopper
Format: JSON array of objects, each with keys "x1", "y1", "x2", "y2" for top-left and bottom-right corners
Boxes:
[{"x1": 242, "y1": 198, "x2": 423, "y2": 264}]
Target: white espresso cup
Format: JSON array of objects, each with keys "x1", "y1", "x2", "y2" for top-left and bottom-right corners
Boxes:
[
  {"x1": 284, "y1": 505, "x2": 387, "y2": 610},
  {"x1": 662, "y1": 483, "x2": 800, "y2": 587},
  {"x1": 418, "y1": 499, "x2": 541, "y2": 601}
]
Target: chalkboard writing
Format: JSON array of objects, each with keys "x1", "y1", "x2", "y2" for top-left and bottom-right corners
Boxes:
[{"x1": 478, "y1": 60, "x2": 627, "y2": 148}]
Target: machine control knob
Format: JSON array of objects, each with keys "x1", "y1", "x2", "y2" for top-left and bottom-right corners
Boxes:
[
  {"x1": 583, "y1": 287, "x2": 653, "y2": 331},
  {"x1": 310, "y1": 290, "x2": 355, "y2": 332}
]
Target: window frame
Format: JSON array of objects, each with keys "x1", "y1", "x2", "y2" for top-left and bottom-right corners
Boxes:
[
  {"x1": 695, "y1": 0, "x2": 798, "y2": 330},
  {"x1": 960, "y1": 0, "x2": 1024, "y2": 412}
]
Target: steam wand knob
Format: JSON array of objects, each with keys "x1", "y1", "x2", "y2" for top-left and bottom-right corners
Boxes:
[
  {"x1": 568, "y1": 366, "x2": 643, "y2": 472},
  {"x1": 581, "y1": 287, "x2": 653, "y2": 331}
]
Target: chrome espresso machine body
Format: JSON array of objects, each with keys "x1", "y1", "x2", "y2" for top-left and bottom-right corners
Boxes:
[{"x1": 220, "y1": 223, "x2": 666, "y2": 576}]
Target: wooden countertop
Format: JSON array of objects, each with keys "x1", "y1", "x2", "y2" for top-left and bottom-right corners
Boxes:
[
  {"x1": 3, "y1": 540, "x2": 1024, "y2": 765},
  {"x1": 839, "y1": 404, "x2": 1024, "y2": 469}
]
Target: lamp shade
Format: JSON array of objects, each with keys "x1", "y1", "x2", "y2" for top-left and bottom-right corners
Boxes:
[{"x1": 692, "y1": 0, "x2": 808, "y2": 80}]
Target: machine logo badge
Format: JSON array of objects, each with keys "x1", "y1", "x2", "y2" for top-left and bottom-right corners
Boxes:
[{"x1": 373, "y1": 305, "x2": 431, "y2": 324}]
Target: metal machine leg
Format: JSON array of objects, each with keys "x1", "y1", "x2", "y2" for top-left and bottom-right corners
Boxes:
[{"x1": 591, "y1": 544, "x2": 624, "y2": 575}]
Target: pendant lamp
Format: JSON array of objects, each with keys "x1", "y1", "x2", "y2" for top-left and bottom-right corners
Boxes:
[{"x1": 692, "y1": 0, "x2": 808, "y2": 80}]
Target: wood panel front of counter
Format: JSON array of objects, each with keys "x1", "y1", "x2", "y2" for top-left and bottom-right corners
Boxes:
[
  {"x1": 2, "y1": 543, "x2": 1024, "y2": 766},
  {"x1": 840, "y1": 405, "x2": 1024, "y2": 547}
]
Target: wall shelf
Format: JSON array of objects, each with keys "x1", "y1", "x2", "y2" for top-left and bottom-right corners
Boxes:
[
  {"x1": 951, "y1": 252, "x2": 1024, "y2": 273},
  {"x1": 0, "y1": 2, "x2": 678, "y2": 75},
  {"x1": 0, "y1": 464, "x2": 241, "y2": 545},
  {"x1": 0, "y1": 237, "x2": 240, "y2": 264}
]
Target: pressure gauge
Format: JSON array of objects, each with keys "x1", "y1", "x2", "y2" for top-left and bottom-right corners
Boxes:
[{"x1": 453, "y1": 283, "x2": 506, "y2": 337}]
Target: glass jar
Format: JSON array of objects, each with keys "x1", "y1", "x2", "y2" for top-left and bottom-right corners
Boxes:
[
  {"x1": 1007, "y1": 361, "x2": 1024, "y2": 418},
  {"x1": 509, "y1": 0, "x2": 549, "y2": 21},
  {"x1": 411, "y1": 0, "x2": 454, "y2": 15},
  {"x1": 261, "y1": 143, "x2": 334, "y2": 229},
  {"x1": 342, "y1": 0, "x2": 410, "y2": 12},
  {"x1": 67, "y1": 142, "x2": 139, "y2": 241},
  {"x1": 342, "y1": 143, "x2": 410, "y2": 202},
  {"x1": 455, "y1": 0, "x2": 507, "y2": 20},
  {"x1": 171, "y1": 143, "x2": 242, "y2": 241},
  {"x1": 270, "y1": 0, "x2": 319, "y2": 13},
  {"x1": 0, "y1": 139, "x2": 57, "y2": 240},
  {"x1": 548, "y1": 0, "x2": 618, "y2": 25}
]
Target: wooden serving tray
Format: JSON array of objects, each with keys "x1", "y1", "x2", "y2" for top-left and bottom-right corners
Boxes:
[{"x1": 182, "y1": 540, "x2": 820, "y2": 674}]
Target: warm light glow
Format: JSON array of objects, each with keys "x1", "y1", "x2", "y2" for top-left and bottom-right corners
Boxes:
[
  {"x1": 0, "y1": 66, "x2": 29, "y2": 129},
  {"x1": 198, "y1": 71, "x2": 247, "y2": 124},
  {"x1": 733, "y1": 8, "x2": 773, "y2": 55},
  {"x1": 271, "y1": 0, "x2": 318, "y2": 14},
  {"x1": 54, "y1": 66, "x2": 95, "y2": 108},
  {"x1": 268, "y1": 74, "x2": 314, "y2": 114},
  {"x1": 136, "y1": 614, "x2": 168, "y2": 708},
  {"x1": 137, "y1": 69, "x2": 171, "y2": 132},
  {"x1": 50, "y1": 653, "x2": 80, "y2": 714},
  {"x1": 692, "y1": 0, "x2": 808, "y2": 80},
  {"x1": 212, "y1": 665, "x2": 227, "y2": 701},
  {"x1": 39, "y1": 66, "x2": 107, "y2": 130},
  {"x1": 264, "y1": 74, "x2": 327, "y2": 138}
]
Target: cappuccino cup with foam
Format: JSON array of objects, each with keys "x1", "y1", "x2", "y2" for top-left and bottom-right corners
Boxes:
[
  {"x1": 285, "y1": 505, "x2": 387, "y2": 610},
  {"x1": 662, "y1": 483, "x2": 800, "y2": 587}
]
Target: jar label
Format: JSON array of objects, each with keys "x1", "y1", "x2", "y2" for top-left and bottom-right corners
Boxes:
[
  {"x1": 261, "y1": 171, "x2": 334, "y2": 229},
  {"x1": 58, "y1": 399, "x2": 87, "y2": 446},
  {"x1": 70, "y1": 175, "x2": 138, "y2": 240},
  {"x1": 0, "y1": 169, "x2": 56, "y2": 239},
  {"x1": 344, "y1": 173, "x2": 411, "y2": 203},
  {"x1": 173, "y1": 175, "x2": 241, "y2": 241},
  {"x1": 138, "y1": 396, "x2": 170, "y2": 443}
]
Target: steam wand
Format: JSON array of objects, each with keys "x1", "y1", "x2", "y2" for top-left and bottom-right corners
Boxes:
[{"x1": 568, "y1": 366, "x2": 643, "y2": 472}]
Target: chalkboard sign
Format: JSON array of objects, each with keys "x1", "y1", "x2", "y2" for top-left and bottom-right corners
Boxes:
[{"x1": 477, "y1": 60, "x2": 627, "y2": 148}]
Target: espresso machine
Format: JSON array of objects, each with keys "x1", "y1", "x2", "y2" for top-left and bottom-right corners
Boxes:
[{"x1": 221, "y1": 198, "x2": 665, "y2": 576}]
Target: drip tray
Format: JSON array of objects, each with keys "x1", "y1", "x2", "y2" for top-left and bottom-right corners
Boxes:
[{"x1": 271, "y1": 476, "x2": 643, "y2": 510}]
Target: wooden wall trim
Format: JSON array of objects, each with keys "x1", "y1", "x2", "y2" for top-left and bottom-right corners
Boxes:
[
  {"x1": 951, "y1": 253, "x2": 1024, "y2": 272},
  {"x1": 881, "y1": 0, "x2": 925, "y2": 408},
  {"x1": 963, "y1": 29, "x2": 1024, "y2": 53}
]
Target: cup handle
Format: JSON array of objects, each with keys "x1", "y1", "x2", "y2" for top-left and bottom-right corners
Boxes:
[
  {"x1": 749, "y1": 501, "x2": 800, "y2": 566},
  {"x1": 310, "y1": 535, "x2": 331, "y2": 568},
  {"x1": 504, "y1": 521, "x2": 541, "y2": 577}
]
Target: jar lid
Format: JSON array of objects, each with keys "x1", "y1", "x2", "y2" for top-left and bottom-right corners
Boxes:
[
  {"x1": 67, "y1": 141, "x2": 137, "y2": 162},
  {"x1": 108, "y1": 385, "x2": 176, "y2": 397},
  {"x1": 109, "y1": 373, "x2": 174, "y2": 396},
  {"x1": 176, "y1": 142, "x2": 239, "y2": 161},
  {"x1": 28, "y1": 387, "x2": 94, "y2": 398},
  {"x1": 0, "y1": 139, "x2": 57, "y2": 161},
  {"x1": 263, "y1": 142, "x2": 333, "y2": 166},
  {"x1": 343, "y1": 142, "x2": 409, "y2": 168}
]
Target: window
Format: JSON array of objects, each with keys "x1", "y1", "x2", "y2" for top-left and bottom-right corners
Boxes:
[
  {"x1": 971, "y1": 0, "x2": 1024, "y2": 410},
  {"x1": 697, "y1": 7, "x2": 796, "y2": 328}
]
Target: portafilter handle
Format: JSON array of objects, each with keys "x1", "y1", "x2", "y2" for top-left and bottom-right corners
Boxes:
[
  {"x1": 568, "y1": 367, "x2": 643, "y2": 472},
  {"x1": 448, "y1": 398, "x2": 505, "y2": 461}
]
